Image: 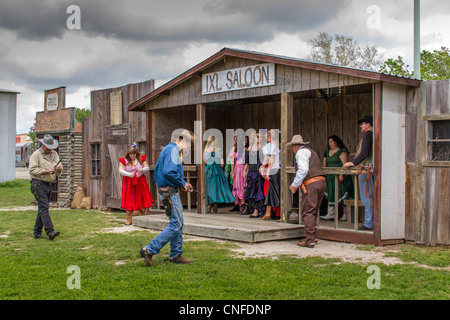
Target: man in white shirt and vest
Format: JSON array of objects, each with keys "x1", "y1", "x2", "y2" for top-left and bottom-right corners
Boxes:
[{"x1": 287, "y1": 135, "x2": 326, "y2": 248}]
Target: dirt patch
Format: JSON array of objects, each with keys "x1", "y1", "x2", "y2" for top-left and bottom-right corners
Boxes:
[
  {"x1": 231, "y1": 239, "x2": 406, "y2": 266},
  {"x1": 99, "y1": 221, "x2": 406, "y2": 266}
]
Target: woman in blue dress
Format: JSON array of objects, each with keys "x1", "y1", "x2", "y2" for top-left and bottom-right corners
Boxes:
[
  {"x1": 204, "y1": 136, "x2": 235, "y2": 212},
  {"x1": 244, "y1": 131, "x2": 266, "y2": 218}
]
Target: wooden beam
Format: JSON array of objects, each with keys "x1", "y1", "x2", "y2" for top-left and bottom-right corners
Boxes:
[
  {"x1": 280, "y1": 93, "x2": 293, "y2": 223},
  {"x1": 196, "y1": 104, "x2": 207, "y2": 214},
  {"x1": 373, "y1": 82, "x2": 382, "y2": 246}
]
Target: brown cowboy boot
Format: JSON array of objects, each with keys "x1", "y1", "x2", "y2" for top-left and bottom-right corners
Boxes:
[
  {"x1": 170, "y1": 254, "x2": 192, "y2": 264},
  {"x1": 144, "y1": 250, "x2": 153, "y2": 267},
  {"x1": 125, "y1": 212, "x2": 133, "y2": 225},
  {"x1": 139, "y1": 247, "x2": 154, "y2": 267}
]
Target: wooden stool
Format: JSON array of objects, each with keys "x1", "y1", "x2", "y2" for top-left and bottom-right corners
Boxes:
[{"x1": 343, "y1": 199, "x2": 365, "y2": 223}]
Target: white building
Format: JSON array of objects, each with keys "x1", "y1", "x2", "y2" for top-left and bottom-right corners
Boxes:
[{"x1": 0, "y1": 88, "x2": 20, "y2": 182}]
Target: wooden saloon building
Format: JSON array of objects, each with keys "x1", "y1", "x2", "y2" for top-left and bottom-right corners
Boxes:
[{"x1": 128, "y1": 48, "x2": 449, "y2": 246}]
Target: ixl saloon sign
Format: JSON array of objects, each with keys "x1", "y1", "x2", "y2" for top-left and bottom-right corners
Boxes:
[{"x1": 202, "y1": 63, "x2": 275, "y2": 95}]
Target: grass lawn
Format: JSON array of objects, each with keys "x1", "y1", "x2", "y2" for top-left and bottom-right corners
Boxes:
[
  {"x1": 0, "y1": 179, "x2": 35, "y2": 208},
  {"x1": 0, "y1": 180, "x2": 449, "y2": 300}
]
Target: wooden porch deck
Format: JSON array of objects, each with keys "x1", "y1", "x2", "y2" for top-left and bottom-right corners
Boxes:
[{"x1": 133, "y1": 208, "x2": 305, "y2": 243}]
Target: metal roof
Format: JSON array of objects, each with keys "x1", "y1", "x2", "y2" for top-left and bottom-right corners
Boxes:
[{"x1": 0, "y1": 88, "x2": 20, "y2": 94}]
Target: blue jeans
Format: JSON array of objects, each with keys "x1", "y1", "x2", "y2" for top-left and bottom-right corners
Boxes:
[
  {"x1": 358, "y1": 174, "x2": 374, "y2": 229},
  {"x1": 146, "y1": 192, "x2": 184, "y2": 259}
]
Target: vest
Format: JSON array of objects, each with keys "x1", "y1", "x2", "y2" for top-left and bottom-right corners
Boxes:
[
  {"x1": 355, "y1": 130, "x2": 373, "y2": 166},
  {"x1": 303, "y1": 147, "x2": 326, "y2": 180}
]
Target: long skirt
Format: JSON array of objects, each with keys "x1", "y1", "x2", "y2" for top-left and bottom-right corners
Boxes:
[
  {"x1": 264, "y1": 170, "x2": 280, "y2": 207},
  {"x1": 206, "y1": 163, "x2": 235, "y2": 205},
  {"x1": 121, "y1": 175, "x2": 154, "y2": 211},
  {"x1": 245, "y1": 170, "x2": 265, "y2": 214},
  {"x1": 232, "y1": 163, "x2": 247, "y2": 204},
  {"x1": 324, "y1": 174, "x2": 354, "y2": 205}
]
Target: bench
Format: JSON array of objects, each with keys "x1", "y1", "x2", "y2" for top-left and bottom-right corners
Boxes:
[{"x1": 343, "y1": 199, "x2": 365, "y2": 223}]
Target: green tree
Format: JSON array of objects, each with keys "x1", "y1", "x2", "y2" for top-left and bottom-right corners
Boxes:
[
  {"x1": 28, "y1": 119, "x2": 36, "y2": 152},
  {"x1": 75, "y1": 107, "x2": 91, "y2": 123},
  {"x1": 379, "y1": 47, "x2": 450, "y2": 80},
  {"x1": 308, "y1": 32, "x2": 383, "y2": 71},
  {"x1": 379, "y1": 56, "x2": 414, "y2": 78},
  {"x1": 421, "y1": 46, "x2": 450, "y2": 80}
]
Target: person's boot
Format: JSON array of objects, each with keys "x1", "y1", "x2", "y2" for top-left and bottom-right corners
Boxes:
[
  {"x1": 170, "y1": 254, "x2": 192, "y2": 264},
  {"x1": 48, "y1": 231, "x2": 60, "y2": 240},
  {"x1": 125, "y1": 212, "x2": 133, "y2": 225},
  {"x1": 139, "y1": 247, "x2": 153, "y2": 267},
  {"x1": 321, "y1": 206, "x2": 335, "y2": 220}
]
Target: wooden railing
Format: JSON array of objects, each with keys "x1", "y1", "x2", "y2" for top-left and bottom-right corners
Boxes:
[
  {"x1": 148, "y1": 165, "x2": 197, "y2": 211},
  {"x1": 286, "y1": 166, "x2": 370, "y2": 231}
]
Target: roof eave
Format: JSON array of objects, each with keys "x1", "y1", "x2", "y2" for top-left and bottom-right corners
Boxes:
[{"x1": 128, "y1": 48, "x2": 422, "y2": 111}]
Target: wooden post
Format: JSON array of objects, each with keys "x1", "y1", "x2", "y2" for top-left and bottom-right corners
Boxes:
[
  {"x1": 373, "y1": 82, "x2": 382, "y2": 245},
  {"x1": 280, "y1": 93, "x2": 293, "y2": 223},
  {"x1": 334, "y1": 174, "x2": 339, "y2": 229},
  {"x1": 187, "y1": 171, "x2": 191, "y2": 211},
  {"x1": 196, "y1": 104, "x2": 207, "y2": 214},
  {"x1": 354, "y1": 175, "x2": 359, "y2": 230}
]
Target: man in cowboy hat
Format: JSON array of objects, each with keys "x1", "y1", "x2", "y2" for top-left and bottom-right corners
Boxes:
[
  {"x1": 29, "y1": 134, "x2": 62, "y2": 240},
  {"x1": 139, "y1": 130, "x2": 195, "y2": 267},
  {"x1": 287, "y1": 135, "x2": 326, "y2": 248},
  {"x1": 343, "y1": 115, "x2": 374, "y2": 230}
]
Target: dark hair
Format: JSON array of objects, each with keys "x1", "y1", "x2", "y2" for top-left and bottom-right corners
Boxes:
[
  {"x1": 123, "y1": 146, "x2": 142, "y2": 165},
  {"x1": 328, "y1": 135, "x2": 346, "y2": 150}
]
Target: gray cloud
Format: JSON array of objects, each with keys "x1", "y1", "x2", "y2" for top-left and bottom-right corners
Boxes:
[
  {"x1": 0, "y1": 1, "x2": 68, "y2": 41},
  {"x1": 0, "y1": 0, "x2": 351, "y2": 44}
]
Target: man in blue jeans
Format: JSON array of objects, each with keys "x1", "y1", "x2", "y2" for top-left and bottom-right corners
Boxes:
[
  {"x1": 343, "y1": 115, "x2": 374, "y2": 230},
  {"x1": 140, "y1": 130, "x2": 194, "y2": 267}
]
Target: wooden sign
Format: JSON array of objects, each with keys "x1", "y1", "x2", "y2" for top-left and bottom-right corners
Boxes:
[
  {"x1": 202, "y1": 63, "x2": 275, "y2": 95},
  {"x1": 46, "y1": 93, "x2": 58, "y2": 111},
  {"x1": 110, "y1": 91, "x2": 122, "y2": 125}
]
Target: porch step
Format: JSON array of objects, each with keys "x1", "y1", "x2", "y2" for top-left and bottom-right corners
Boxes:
[{"x1": 133, "y1": 211, "x2": 305, "y2": 243}]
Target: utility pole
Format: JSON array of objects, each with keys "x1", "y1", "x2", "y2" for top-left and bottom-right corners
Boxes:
[{"x1": 414, "y1": 0, "x2": 421, "y2": 79}]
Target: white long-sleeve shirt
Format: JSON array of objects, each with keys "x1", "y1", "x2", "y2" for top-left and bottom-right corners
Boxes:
[{"x1": 291, "y1": 147, "x2": 311, "y2": 188}]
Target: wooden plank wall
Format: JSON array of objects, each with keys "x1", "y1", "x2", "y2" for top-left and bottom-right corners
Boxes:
[
  {"x1": 144, "y1": 57, "x2": 376, "y2": 111},
  {"x1": 148, "y1": 92, "x2": 371, "y2": 168},
  {"x1": 406, "y1": 80, "x2": 450, "y2": 245},
  {"x1": 222, "y1": 93, "x2": 372, "y2": 165}
]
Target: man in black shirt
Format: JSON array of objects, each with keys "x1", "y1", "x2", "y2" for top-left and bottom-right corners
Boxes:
[{"x1": 343, "y1": 115, "x2": 374, "y2": 230}]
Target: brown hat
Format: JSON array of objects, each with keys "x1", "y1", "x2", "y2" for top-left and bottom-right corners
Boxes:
[{"x1": 285, "y1": 135, "x2": 309, "y2": 149}]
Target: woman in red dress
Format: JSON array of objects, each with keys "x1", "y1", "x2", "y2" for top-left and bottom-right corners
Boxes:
[{"x1": 118, "y1": 144, "x2": 154, "y2": 225}]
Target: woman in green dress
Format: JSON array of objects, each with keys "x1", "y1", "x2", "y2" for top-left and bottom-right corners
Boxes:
[{"x1": 321, "y1": 135, "x2": 354, "y2": 221}]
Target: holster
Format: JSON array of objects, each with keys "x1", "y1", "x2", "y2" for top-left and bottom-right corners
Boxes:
[
  {"x1": 159, "y1": 187, "x2": 178, "y2": 218},
  {"x1": 30, "y1": 181, "x2": 40, "y2": 201}
]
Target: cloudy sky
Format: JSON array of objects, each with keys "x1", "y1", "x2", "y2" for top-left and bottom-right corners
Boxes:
[{"x1": 0, "y1": 0, "x2": 448, "y2": 135}]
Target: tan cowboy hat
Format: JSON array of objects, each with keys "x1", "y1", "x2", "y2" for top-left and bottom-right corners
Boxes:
[
  {"x1": 38, "y1": 134, "x2": 59, "y2": 150},
  {"x1": 285, "y1": 135, "x2": 309, "y2": 149}
]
